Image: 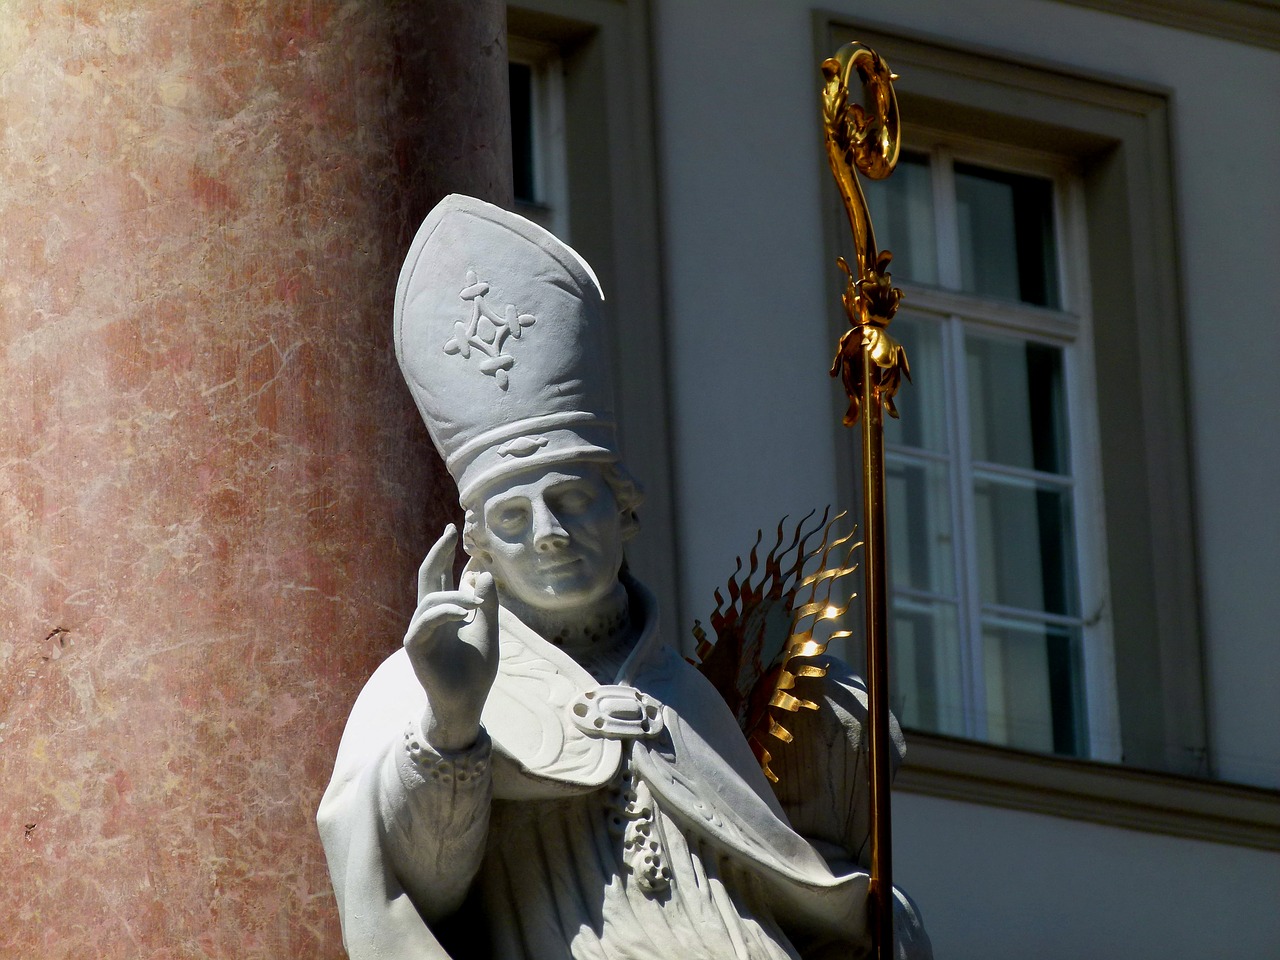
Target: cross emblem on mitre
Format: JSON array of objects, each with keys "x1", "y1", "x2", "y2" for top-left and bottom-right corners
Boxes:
[{"x1": 442, "y1": 269, "x2": 538, "y2": 390}]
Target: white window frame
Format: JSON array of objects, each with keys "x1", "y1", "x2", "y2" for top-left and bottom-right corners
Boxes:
[
  {"x1": 508, "y1": 36, "x2": 570, "y2": 239},
  {"x1": 820, "y1": 16, "x2": 1209, "y2": 778},
  {"x1": 878, "y1": 132, "x2": 1121, "y2": 760}
]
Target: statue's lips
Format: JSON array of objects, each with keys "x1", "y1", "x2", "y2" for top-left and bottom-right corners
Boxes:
[{"x1": 538, "y1": 556, "x2": 584, "y2": 574}]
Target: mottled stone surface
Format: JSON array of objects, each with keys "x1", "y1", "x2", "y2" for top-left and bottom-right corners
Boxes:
[{"x1": 0, "y1": 2, "x2": 508, "y2": 956}]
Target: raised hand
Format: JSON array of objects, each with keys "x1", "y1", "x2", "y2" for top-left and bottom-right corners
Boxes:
[{"x1": 404, "y1": 524, "x2": 500, "y2": 752}]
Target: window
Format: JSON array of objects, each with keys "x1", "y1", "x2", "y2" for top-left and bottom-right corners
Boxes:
[
  {"x1": 508, "y1": 37, "x2": 569, "y2": 238},
  {"x1": 864, "y1": 143, "x2": 1117, "y2": 760},
  {"x1": 822, "y1": 19, "x2": 1206, "y2": 778}
]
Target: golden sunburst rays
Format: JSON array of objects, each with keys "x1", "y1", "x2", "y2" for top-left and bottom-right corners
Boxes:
[{"x1": 692, "y1": 509, "x2": 861, "y2": 782}]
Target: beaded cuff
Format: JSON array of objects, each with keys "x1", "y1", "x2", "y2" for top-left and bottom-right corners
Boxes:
[{"x1": 402, "y1": 722, "x2": 493, "y2": 784}]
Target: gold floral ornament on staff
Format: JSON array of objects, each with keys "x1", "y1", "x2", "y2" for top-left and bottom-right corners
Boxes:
[
  {"x1": 821, "y1": 44, "x2": 910, "y2": 425},
  {"x1": 692, "y1": 510, "x2": 860, "y2": 783}
]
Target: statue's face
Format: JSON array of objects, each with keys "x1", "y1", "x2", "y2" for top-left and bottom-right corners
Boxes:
[{"x1": 472, "y1": 464, "x2": 627, "y2": 613}]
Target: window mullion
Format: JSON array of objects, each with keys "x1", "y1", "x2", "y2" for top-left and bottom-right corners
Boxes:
[
  {"x1": 931, "y1": 146, "x2": 986, "y2": 740},
  {"x1": 932, "y1": 147, "x2": 963, "y2": 292},
  {"x1": 885, "y1": 442, "x2": 951, "y2": 464},
  {"x1": 980, "y1": 602, "x2": 1084, "y2": 630},
  {"x1": 895, "y1": 584, "x2": 963, "y2": 606},
  {"x1": 1060, "y1": 174, "x2": 1122, "y2": 762},
  {"x1": 971, "y1": 461, "x2": 1075, "y2": 488},
  {"x1": 535, "y1": 51, "x2": 570, "y2": 238},
  {"x1": 944, "y1": 313, "x2": 987, "y2": 742}
]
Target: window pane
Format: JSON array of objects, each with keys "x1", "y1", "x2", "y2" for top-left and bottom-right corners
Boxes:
[
  {"x1": 862, "y1": 152, "x2": 938, "y2": 287},
  {"x1": 890, "y1": 597, "x2": 964, "y2": 736},
  {"x1": 955, "y1": 163, "x2": 1059, "y2": 308},
  {"x1": 974, "y1": 475, "x2": 1078, "y2": 617},
  {"x1": 888, "y1": 455, "x2": 955, "y2": 596},
  {"x1": 509, "y1": 62, "x2": 536, "y2": 204},
  {"x1": 983, "y1": 618, "x2": 1085, "y2": 755},
  {"x1": 966, "y1": 333, "x2": 1069, "y2": 475},
  {"x1": 883, "y1": 314, "x2": 947, "y2": 453}
]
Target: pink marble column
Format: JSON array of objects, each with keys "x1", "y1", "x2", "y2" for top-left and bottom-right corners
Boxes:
[{"x1": 0, "y1": 2, "x2": 509, "y2": 956}]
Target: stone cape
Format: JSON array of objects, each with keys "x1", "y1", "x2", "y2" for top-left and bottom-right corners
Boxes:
[{"x1": 318, "y1": 575, "x2": 883, "y2": 960}]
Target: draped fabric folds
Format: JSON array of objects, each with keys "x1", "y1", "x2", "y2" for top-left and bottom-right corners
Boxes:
[{"x1": 318, "y1": 580, "x2": 930, "y2": 959}]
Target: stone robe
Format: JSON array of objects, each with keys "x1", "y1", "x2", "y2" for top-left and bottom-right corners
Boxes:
[{"x1": 317, "y1": 579, "x2": 931, "y2": 959}]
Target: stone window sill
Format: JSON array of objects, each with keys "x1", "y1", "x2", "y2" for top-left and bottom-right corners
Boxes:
[{"x1": 896, "y1": 730, "x2": 1280, "y2": 852}]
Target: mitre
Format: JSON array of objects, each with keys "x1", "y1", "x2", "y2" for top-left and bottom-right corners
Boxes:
[{"x1": 394, "y1": 195, "x2": 618, "y2": 504}]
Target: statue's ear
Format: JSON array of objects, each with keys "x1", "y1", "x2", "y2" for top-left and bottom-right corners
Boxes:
[
  {"x1": 619, "y1": 507, "x2": 640, "y2": 542},
  {"x1": 461, "y1": 507, "x2": 492, "y2": 562}
]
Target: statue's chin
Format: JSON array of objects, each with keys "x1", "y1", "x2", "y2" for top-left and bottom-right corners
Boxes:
[
  {"x1": 508, "y1": 578, "x2": 621, "y2": 615},
  {"x1": 494, "y1": 559, "x2": 625, "y2": 612},
  {"x1": 494, "y1": 576, "x2": 630, "y2": 645}
]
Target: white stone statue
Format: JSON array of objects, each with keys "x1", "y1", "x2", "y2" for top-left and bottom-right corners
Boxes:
[{"x1": 317, "y1": 195, "x2": 932, "y2": 960}]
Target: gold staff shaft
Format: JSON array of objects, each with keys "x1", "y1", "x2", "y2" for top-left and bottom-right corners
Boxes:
[
  {"x1": 860, "y1": 346, "x2": 893, "y2": 960},
  {"x1": 820, "y1": 42, "x2": 908, "y2": 960}
]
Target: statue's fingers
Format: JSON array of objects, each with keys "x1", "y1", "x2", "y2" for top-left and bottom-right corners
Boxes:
[
  {"x1": 468, "y1": 573, "x2": 498, "y2": 644},
  {"x1": 418, "y1": 523, "x2": 459, "y2": 602},
  {"x1": 404, "y1": 602, "x2": 472, "y2": 649},
  {"x1": 417, "y1": 589, "x2": 482, "y2": 612},
  {"x1": 471, "y1": 571, "x2": 497, "y2": 612}
]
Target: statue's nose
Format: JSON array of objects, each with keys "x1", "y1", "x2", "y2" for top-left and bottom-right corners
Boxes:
[{"x1": 532, "y1": 502, "x2": 570, "y2": 552}]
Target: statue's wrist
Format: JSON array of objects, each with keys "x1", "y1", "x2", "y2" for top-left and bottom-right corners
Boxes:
[
  {"x1": 403, "y1": 718, "x2": 491, "y2": 783},
  {"x1": 419, "y1": 707, "x2": 483, "y2": 754}
]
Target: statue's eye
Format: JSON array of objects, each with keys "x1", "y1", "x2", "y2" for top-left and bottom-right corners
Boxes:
[
  {"x1": 493, "y1": 505, "x2": 529, "y2": 532},
  {"x1": 555, "y1": 489, "x2": 593, "y2": 514}
]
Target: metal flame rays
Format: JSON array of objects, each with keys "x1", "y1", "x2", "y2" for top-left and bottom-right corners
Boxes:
[{"x1": 692, "y1": 509, "x2": 861, "y2": 782}]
